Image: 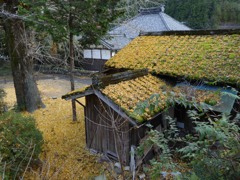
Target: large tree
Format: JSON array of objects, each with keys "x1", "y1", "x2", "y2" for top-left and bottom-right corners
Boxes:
[
  {"x1": 19, "y1": 0, "x2": 121, "y2": 120},
  {"x1": 0, "y1": 0, "x2": 43, "y2": 112}
]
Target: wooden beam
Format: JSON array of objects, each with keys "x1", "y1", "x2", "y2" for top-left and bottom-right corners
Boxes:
[
  {"x1": 62, "y1": 90, "x2": 93, "y2": 100},
  {"x1": 75, "y1": 99, "x2": 85, "y2": 108},
  {"x1": 92, "y1": 69, "x2": 148, "y2": 87}
]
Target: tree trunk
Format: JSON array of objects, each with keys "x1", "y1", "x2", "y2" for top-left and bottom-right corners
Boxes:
[
  {"x1": 69, "y1": 10, "x2": 77, "y2": 121},
  {"x1": 3, "y1": 3, "x2": 44, "y2": 112}
]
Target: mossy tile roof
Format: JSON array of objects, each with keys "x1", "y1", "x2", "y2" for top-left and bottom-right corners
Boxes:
[
  {"x1": 101, "y1": 74, "x2": 170, "y2": 122},
  {"x1": 100, "y1": 74, "x2": 222, "y2": 123},
  {"x1": 62, "y1": 74, "x2": 223, "y2": 123},
  {"x1": 106, "y1": 34, "x2": 240, "y2": 86}
]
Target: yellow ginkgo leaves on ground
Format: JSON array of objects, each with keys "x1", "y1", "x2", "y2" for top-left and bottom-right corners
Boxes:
[
  {"x1": 25, "y1": 97, "x2": 106, "y2": 179},
  {"x1": 1, "y1": 76, "x2": 110, "y2": 179}
]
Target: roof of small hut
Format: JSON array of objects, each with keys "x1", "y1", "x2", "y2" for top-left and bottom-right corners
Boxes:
[
  {"x1": 62, "y1": 71, "x2": 230, "y2": 124},
  {"x1": 105, "y1": 29, "x2": 240, "y2": 87},
  {"x1": 99, "y1": 74, "x2": 224, "y2": 123}
]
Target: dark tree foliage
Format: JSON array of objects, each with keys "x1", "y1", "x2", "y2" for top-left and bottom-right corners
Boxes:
[
  {"x1": 117, "y1": 0, "x2": 166, "y2": 19},
  {"x1": 165, "y1": 0, "x2": 240, "y2": 29},
  {"x1": 19, "y1": 0, "x2": 122, "y2": 46}
]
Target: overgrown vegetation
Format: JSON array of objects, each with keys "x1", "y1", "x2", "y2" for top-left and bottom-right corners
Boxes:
[
  {"x1": 137, "y1": 117, "x2": 180, "y2": 179},
  {"x1": 179, "y1": 114, "x2": 240, "y2": 179},
  {"x1": 137, "y1": 95, "x2": 240, "y2": 179},
  {"x1": 0, "y1": 90, "x2": 43, "y2": 179}
]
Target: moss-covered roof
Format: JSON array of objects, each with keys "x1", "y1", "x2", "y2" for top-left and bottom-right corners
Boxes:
[
  {"x1": 106, "y1": 33, "x2": 240, "y2": 86},
  {"x1": 100, "y1": 74, "x2": 221, "y2": 123},
  {"x1": 101, "y1": 74, "x2": 169, "y2": 122}
]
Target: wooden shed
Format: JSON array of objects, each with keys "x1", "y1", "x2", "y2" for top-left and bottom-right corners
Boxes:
[
  {"x1": 63, "y1": 29, "x2": 239, "y2": 165},
  {"x1": 62, "y1": 71, "x2": 236, "y2": 164},
  {"x1": 62, "y1": 70, "x2": 174, "y2": 164}
]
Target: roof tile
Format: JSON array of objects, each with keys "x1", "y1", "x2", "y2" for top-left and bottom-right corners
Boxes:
[{"x1": 100, "y1": 74, "x2": 221, "y2": 122}]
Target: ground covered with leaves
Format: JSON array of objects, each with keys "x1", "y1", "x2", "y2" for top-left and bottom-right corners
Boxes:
[
  {"x1": 27, "y1": 98, "x2": 106, "y2": 179},
  {"x1": 1, "y1": 75, "x2": 107, "y2": 179}
]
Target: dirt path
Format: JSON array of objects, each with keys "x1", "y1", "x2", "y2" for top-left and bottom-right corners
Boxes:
[{"x1": 0, "y1": 73, "x2": 92, "y2": 107}]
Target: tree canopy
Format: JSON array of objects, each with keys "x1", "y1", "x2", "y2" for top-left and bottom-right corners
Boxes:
[
  {"x1": 19, "y1": 0, "x2": 122, "y2": 46},
  {"x1": 165, "y1": 0, "x2": 240, "y2": 29},
  {"x1": 0, "y1": 0, "x2": 122, "y2": 112},
  {"x1": 117, "y1": 0, "x2": 166, "y2": 19}
]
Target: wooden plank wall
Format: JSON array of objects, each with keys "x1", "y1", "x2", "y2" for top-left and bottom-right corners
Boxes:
[
  {"x1": 85, "y1": 94, "x2": 130, "y2": 164},
  {"x1": 85, "y1": 96, "x2": 175, "y2": 164}
]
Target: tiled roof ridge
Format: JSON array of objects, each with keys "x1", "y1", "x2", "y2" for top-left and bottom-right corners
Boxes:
[
  {"x1": 93, "y1": 69, "x2": 149, "y2": 87},
  {"x1": 139, "y1": 6, "x2": 162, "y2": 15},
  {"x1": 140, "y1": 29, "x2": 240, "y2": 36},
  {"x1": 108, "y1": 6, "x2": 170, "y2": 36},
  {"x1": 158, "y1": 12, "x2": 171, "y2": 31}
]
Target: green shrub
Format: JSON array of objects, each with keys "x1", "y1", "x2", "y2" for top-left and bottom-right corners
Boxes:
[
  {"x1": 178, "y1": 113, "x2": 240, "y2": 180},
  {"x1": 137, "y1": 117, "x2": 180, "y2": 179},
  {"x1": 137, "y1": 95, "x2": 240, "y2": 179},
  {"x1": 0, "y1": 112, "x2": 43, "y2": 179}
]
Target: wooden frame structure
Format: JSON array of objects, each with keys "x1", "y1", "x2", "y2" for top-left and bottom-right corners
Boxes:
[
  {"x1": 63, "y1": 29, "x2": 240, "y2": 165},
  {"x1": 62, "y1": 70, "x2": 174, "y2": 164}
]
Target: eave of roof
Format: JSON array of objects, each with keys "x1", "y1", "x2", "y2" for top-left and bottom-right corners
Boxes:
[
  {"x1": 62, "y1": 85, "x2": 93, "y2": 100},
  {"x1": 62, "y1": 85, "x2": 138, "y2": 127},
  {"x1": 93, "y1": 89, "x2": 138, "y2": 126}
]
